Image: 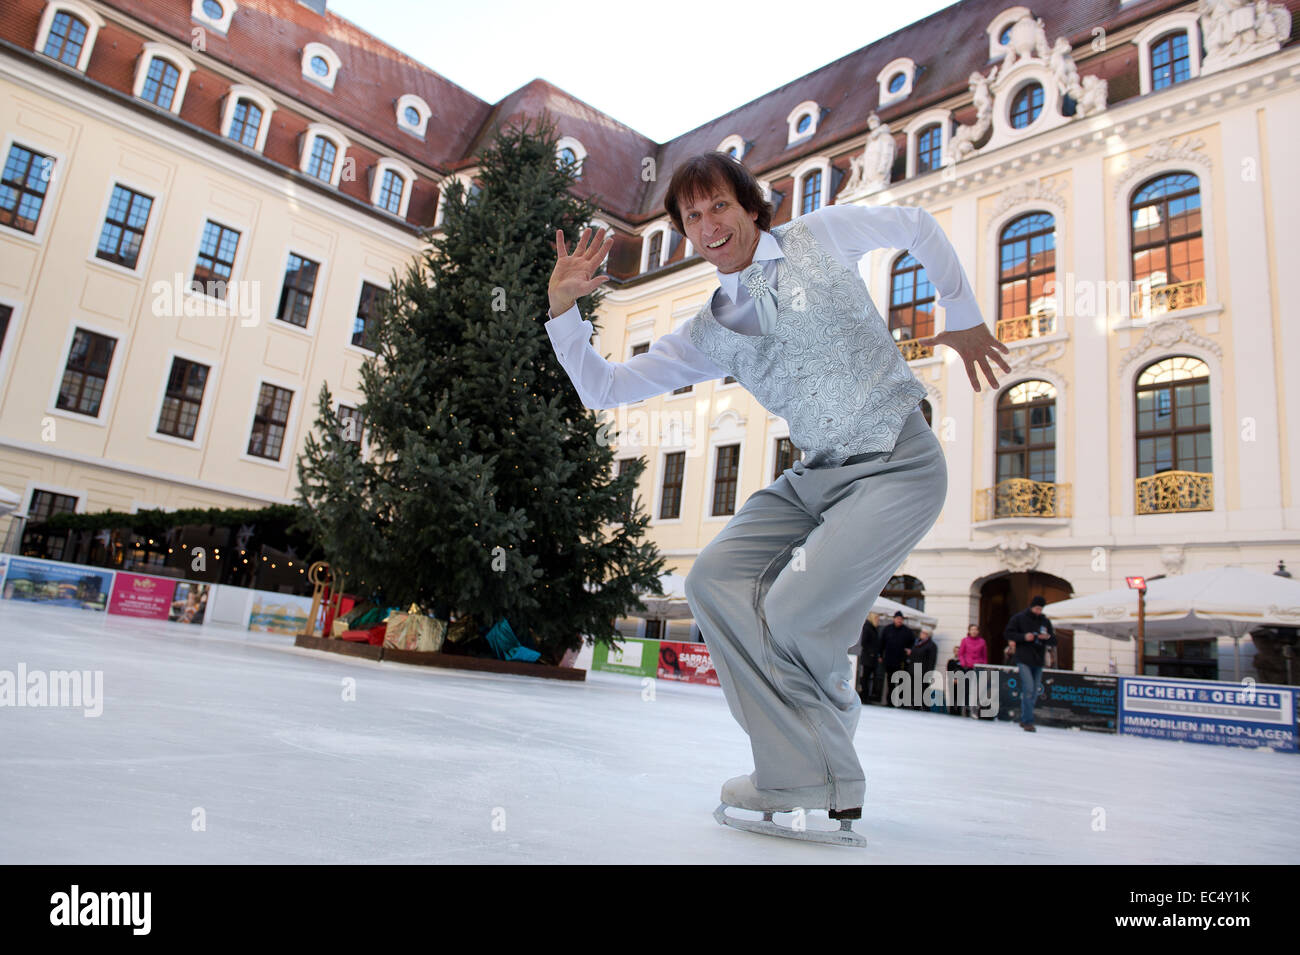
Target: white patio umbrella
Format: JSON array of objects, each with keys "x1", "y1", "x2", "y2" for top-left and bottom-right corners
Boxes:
[
  {"x1": 0, "y1": 485, "x2": 21, "y2": 517},
  {"x1": 1045, "y1": 565, "x2": 1300, "y2": 679}
]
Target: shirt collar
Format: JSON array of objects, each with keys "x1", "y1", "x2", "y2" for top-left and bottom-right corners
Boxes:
[{"x1": 716, "y1": 230, "x2": 784, "y2": 304}]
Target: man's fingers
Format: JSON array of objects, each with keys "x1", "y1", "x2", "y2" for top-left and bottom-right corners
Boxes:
[{"x1": 556, "y1": 229, "x2": 568, "y2": 257}]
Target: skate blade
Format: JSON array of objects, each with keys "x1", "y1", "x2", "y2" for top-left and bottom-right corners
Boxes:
[{"x1": 713, "y1": 803, "x2": 867, "y2": 848}]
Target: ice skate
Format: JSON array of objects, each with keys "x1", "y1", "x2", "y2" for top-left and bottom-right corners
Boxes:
[{"x1": 713, "y1": 774, "x2": 867, "y2": 848}]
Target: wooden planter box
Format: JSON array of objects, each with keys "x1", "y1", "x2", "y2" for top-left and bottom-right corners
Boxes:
[{"x1": 293, "y1": 634, "x2": 586, "y2": 682}]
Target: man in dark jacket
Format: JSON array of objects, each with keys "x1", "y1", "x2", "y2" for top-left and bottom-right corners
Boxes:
[
  {"x1": 878, "y1": 611, "x2": 915, "y2": 707},
  {"x1": 856, "y1": 613, "x2": 881, "y2": 704},
  {"x1": 909, "y1": 628, "x2": 939, "y2": 711},
  {"x1": 1004, "y1": 595, "x2": 1057, "y2": 731}
]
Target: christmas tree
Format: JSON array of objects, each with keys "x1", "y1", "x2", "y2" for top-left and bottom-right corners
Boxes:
[{"x1": 295, "y1": 115, "x2": 666, "y2": 661}]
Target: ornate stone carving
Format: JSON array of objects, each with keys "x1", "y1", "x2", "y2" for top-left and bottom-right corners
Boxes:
[
  {"x1": 1199, "y1": 0, "x2": 1292, "y2": 75},
  {"x1": 840, "y1": 112, "x2": 895, "y2": 199},
  {"x1": 950, "y1": 70, "x2": 998, "y2": 162},
  {"x1": 988, "y1": 177, "x2": 1067, "y2": 235},
  {"x1": 995, "y1": 532, "x2": 1041, "y2": 571},
  {"x1": 1113, "y1": 136, "x2": 1211, "y2": 198},
  {"x1": 1117, "y1": 317, "x2": 1224, "y2": 375},
  {"x1": 1160, "y1": 545, "x2": 1186, "y2": 575}
]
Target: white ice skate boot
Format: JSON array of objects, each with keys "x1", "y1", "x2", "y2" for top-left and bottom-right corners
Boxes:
[{"x1": 714, "y1": 773, "x2": 866, "y2": 848}]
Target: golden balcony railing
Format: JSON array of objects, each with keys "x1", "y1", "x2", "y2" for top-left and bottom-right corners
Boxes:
[
  {"x1": 895, "y1": 337, "x2": 934, "y2": 361},
  {"x1": 1135, "y1": 470, "x2": 1213, "y2": 514},
  {"x1": 973, "y1": 479, "x2": 1072, "y2": 521},
  {"x1": 996, "y1": 311, "x2": 1056, "y2": 343},
  {"x1": 1130, "y1": 278, "x2": 1206, "y2": 319}
]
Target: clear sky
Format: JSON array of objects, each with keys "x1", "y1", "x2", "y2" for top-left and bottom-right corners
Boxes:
[{"x1": 327, "y1": 0, "x2": 957, "y2": 143}]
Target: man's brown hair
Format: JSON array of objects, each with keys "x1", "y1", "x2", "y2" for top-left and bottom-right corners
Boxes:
[{"x1": 663, "y1": 153, "x2": 772, "y2": 235}]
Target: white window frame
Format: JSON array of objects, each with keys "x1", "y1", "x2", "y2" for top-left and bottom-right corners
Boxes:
[
  {"x1": 302, "y1": 42, "x2": 341, "y2": 91},
  {"x1": 717, "y1": 134, "x2": 747, "y2": 160},
  {"x1": 791, "y1": 156, "x2": 831, "y2": 217},
  {"x1": 396, "y1": 93, "x2": 431, "y2": 138},
  {"x1": 86, "y1": 176, "x2": 161, "y2": 277},
  {"x1": 34, "y1": 0, "x2": 105, "y2": 73},
  {"x1": 640, "y1": 222, "x2": 670, "y2": 273},
  {"x1": 132, "y1": 43, "x2": 196, "y2": 115},
  {"x1": 556, "y1": 136, "x2": 587, "y2": 178},
  {"x1": 434, "y1": 172, "x2": 474, "y2": 228},
  {"x1": 1134, "y1": 14, "x2": 1203, "y2": 96},
  {"x1": 269, "y1": 246, "x2": 328, "y2": 335},
  {"x1": 0, "y1": 133, "x2": 65, "y2": 246},
  {"x1": 299, "y1": 123, "x2": 350, "y2": 187},
  {"x1": 652, "y1": 447, "x2": 687, "y2": 525},
  {"x1": 185, "y1": 212, "x2": 251, "y2": 312},
  {"x1": 877, "y1": 57, "x2": 916, "y2": 109},
  {"x1": 904, "y1": 109, "x2": 952, "y2": 178},
  {"x1": 149, "y1": 348, "x2": 220, "y2": 449},
  {"x1": 239, "y1": 376, "x2": 301, "y2": 469},
  {"x1": 221, "y1": 85, "x2": 276, "y2": 152},
  {"x1": 344, "y1": 275, "x2": 391, "y2": 356},
  {"x1": 370, "y1": 157, "x2": 416, "y2": 218},
  {"x1": 986, "y1": 6, "x2": 1032, "y2": 61},
  {"x1": 786, "y1": 101, "x2": 821, "y2": 144},
  {"x1": 0, "y1": 296, "x2": 25, "y2": 389},
  {"x1": 333, "y1": 399, "x2": 372, "y2": 459},
  {"x1": 45, "y1": 319, "x2": 125, "y2": 427},
  {"x1": 191, "y1": 0, "x2": 236, "y2": 35},
  {"x1": 20, "y1": 482, "x2": 83, "y2": 521},
  {"x1": 701, "y1": 422, "x2": 746, "y2": 524}
]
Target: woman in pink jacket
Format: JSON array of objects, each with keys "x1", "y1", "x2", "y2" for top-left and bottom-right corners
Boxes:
[{"x1": 957, "y1": 624, "x2": 988, "y2": 716}]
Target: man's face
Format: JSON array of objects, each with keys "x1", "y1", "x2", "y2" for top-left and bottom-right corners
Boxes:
[
  {"x1": 1031, "y1": 606, "x2": 1043, "y2": 615},
  {"x1": 678, "y1": 180, "x2": 760, "y2": 274}
]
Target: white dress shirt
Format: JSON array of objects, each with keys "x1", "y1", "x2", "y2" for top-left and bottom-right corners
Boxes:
[{"x1": 545, "y1": 203, "x2": 984, "y2": 410}]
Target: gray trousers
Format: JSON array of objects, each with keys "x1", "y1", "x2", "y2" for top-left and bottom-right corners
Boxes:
[{"x1": 685, "y1": 406, "x2": 947, "y2": 810}]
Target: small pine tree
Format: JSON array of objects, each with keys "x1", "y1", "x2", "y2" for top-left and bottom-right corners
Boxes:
[{"x1": 296, "y1": 114, "x2": 666, "y2": 661}]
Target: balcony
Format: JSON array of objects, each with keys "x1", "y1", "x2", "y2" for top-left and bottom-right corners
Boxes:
[
  {"x1": 996, "y1": 311, "x2": 1056, "y2": 343},
  {"x1": 1130, "y1": 278, "x2": 1206, "y2": 320},
  {"x1": 895, "y1": 337, "x2": 934, "y2": 361},
  {"x1": 1135, "y1": 470, "x2": 1213, "y2": 514},
  {"x1": 973, "y1": 478, "x2": 1072, "y2": 521}
]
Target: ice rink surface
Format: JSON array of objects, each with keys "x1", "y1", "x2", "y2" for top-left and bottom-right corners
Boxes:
[{"x1": 1, "y1": 600, "x2": 1296, "y2": 864}]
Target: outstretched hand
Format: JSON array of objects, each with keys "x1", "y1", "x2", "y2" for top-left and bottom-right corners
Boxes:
[
  {"x1": 918, "y1": 324, "x2": 1012, "y2": 392},
  {"x1": 548, "y1": 227, "x2": 614, "y2": 318}
]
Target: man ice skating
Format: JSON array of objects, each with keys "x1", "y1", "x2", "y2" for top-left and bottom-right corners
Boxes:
[
  {"x1": 1004, "y1": 596, "x2": 1057, "y2": 731},
  {"x1": 543, "y1": 153, "x2": 1009, "y2": 845}
]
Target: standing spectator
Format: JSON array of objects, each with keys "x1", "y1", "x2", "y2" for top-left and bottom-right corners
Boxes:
[
  {"x1": 878, "y1": 611, "x2": 915, "y2": 707},
  {"x1": 958, "y1": 624, "x2": 988, "y2": 717},
  {"x1": 1004, "y1": 596, "x2": 1057, "y2": 732},
  {"x1": 910, "y1": 629, "x2": 939, "y2": 711},
  {"x1": 857, "y1": 612, "x2": 881, "y2": 704},
  {"x1": 945, "y1": 644, "x2": 962, "y2": 715}
]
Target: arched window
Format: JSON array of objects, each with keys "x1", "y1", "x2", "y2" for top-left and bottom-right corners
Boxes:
[
  {"x1": 916, "y1": 124, "x2": 942, "y2": 173},
  {"x1": 376, "y1": 169, "x2": 404, "y2": 214},
  {"x1": 1130, "y1": 173, "x2": 1204, "y2": 316},
  {"x1": 42, "y1": 10, "x2": 87, "y2": 66},
  {"x1": 997, "y1": 381, "x2": 1057, "y2": 484},
  {"x1": 1151, "y1": 31, "x2": 1191, "y2": 90},
  {"x1": 889, "y1": 252, "x2": 935, "y2": 355},
  {"x1": 647, "y1": 230, "x2": 663, "y2": 270},
  {"x1": 299, "y1": 124, "x2": 349, "y2": 187},
  {"x1": 132, "y1": 45, "x2": 195, "y2": 115},
  {"x1": 919, "y1": 398, "x2": 932, "y2": 428},
  {"x1": 1010, "y1": 83, "x2": 1043, "y2": 128},
  {"x1": 228, "y1": 99, "x2": 262, "y2": 148},
  {"x1": 882, "y1": 575, "x2": 926, "y2": 612},
  {"x1": 221, "y1": 86, "x2": 275, "y2": 152},
  {"x1": 1135, "y1": 356, "x2": 1211, "y2": 478},
  {"x1": 997, "y1": 212, "x2": 1056, "y2": 341},
  {"x1": 140, "y1": 58, "x2": 180, "y2": 109},
  {"x1": 800, "y1": 169, "x2": 822, "y2": 215},
  {"x1": 370, "y1": 158, "x2": 415, "y2": 217},
  {"x1": 35, "y1": 2, "x2": 105, "y2": 74}
]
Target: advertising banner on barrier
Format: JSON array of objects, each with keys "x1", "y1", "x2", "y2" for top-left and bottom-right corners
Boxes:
[
  {"x1": 0, "y1": 556, "x2": 114, "y2": 611},
  {"x1": 591, "y1": 637, "x2": 658, "y2": 678},
  {"x1": 248, "y1": 591, "x2": 314, "y2": 635},
  {"x1": 980, "y1": 665, "x2": 1119, "y2": 731},
  {"x1": 108, "y1": 573, "x2": 173, "y2": 619},
  {"x1": 658, "y1": 640, "x2": 719, "y2": 686},
  {"x1": 1118, "y1": 676, "x2": 1298, "y2": 751}
]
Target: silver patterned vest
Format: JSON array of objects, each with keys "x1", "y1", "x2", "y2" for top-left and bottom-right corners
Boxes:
[{"x1": 688, "y1": 219, "x2": 928, "y2": 469}]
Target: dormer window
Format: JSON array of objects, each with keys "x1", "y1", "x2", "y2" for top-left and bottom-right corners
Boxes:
[
  {"x1": 877, "y1": 57, "x2": 917, "y2": 107},
  {"x1": 221, "y1": 85, "x2": 276, "y2": 152},
  {"x1": 192, "y1": 0, "x2": 235, "y2": 34},
  {"x1": 1134, "y1": 13, "x2": 1203, "y2": 95},
  {"x1": 35, "y1": 1, "x2": 105, "y2": 73},
  {"x1": 395, "y1": 94, "x2": 431, "y2": 138},
  {"x1": 133, "y1": 44, "x2": 195, "y2": 115},
  {"x1": 987, "y1": 6, "x2": 1032, "y2": 60},
  {"x1": 555, "y1": 136, "x2": 587, "y2": 178},
  {"x1": 301, "y1": 42, "x2": 341, "y2": 91},
  {"x1": 717, "y1": 135, "x2": 746, "y2": 160},
  {"x1": 370, "y1": 158, "x2": 416, "y2": 217},
  {"x1": 786, "y1": 101, "x2": 822, "y2": 144},
  {"x1": 641, "y1": 223, "x2": 671, "y2": 273},
  {"x1": 299, "y1": 124, "x2": 350, "y2": 186}
]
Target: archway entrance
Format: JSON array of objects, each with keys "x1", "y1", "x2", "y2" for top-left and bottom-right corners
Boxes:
[{"x1": 977, "y1": 571, "x2": 1074, "y2": 669}]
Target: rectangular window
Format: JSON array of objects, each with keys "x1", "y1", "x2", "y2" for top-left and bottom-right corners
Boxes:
[
  {"x1": 659, "y1": 451, "x2": 684, "y2": 520},
  {"x1": 351, "y1": 283, "x2": 386, "y2": 350},
  {"x1": 140, "y1": 57, "x2": 181, "y2": 110},
  {"x1": 57, "y1": 328, "x2": 117, "y2": 417},
  {"x1": 0, "y1": 144, "x2": 53, "y2": 234},
  {"x1": 305, "y1": 136, "x2": 337, "y2": 182},
  {"x1": 29, "y1": 489, "x2": 78, "y2": 522},
  {"x1": 615, "y1": 457, "x2": 635, "y2": 522},
  {"x1": 711, "y1": 444, "x2": 740, "y2": 516},
  {"x1": 276, "y1": 253, "x2": 319, "y2": 328},
  {"x1": 96, "y1": 185, "x2": 153, "y2": 269},
  {"x1": 773, "y1": 437, "x2": 801, "y2": 481},
  {"x1": 228, "y1": 100, "x2": 263, "y2": 149},
  {"x1": 42, "y1": 11, "x2": 87, "y2": 67},
  {"x1": 191, "y1": 220, "x2": 241, "y2": 299},
  {"x1": 723, "y1": 375, "x2": 736, "y2": 385},
  {"x1": 0, "y1": 303, "x2": 11, "y2": 355},
  {"x1": 337, "y1": 404, "x2": 364, "y2": 448},
  {"x1": 377, "y1": 169, "x2": 404, "y2": 214},
  {"x1": 157, "y1": 357, "x2": 210, "y2": 440},
  {"x1": 248, "y1": 383, "x2": 292, "y2": 460}
]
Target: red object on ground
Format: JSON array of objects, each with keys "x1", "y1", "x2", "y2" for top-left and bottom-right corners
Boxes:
[{"x1": 339, "y1": 623, "x2": 385, "y2": 644}]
